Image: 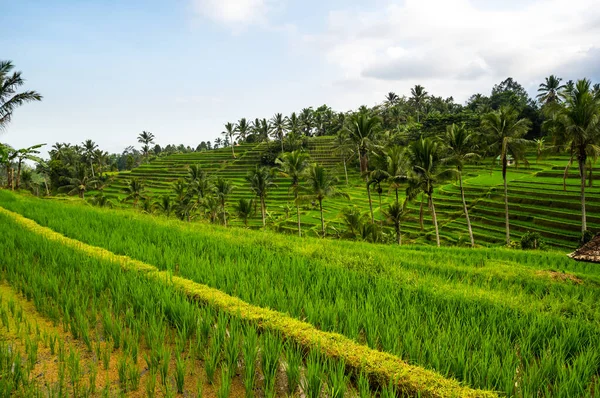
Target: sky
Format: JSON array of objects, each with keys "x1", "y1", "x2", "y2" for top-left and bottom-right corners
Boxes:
[{"x1": 2, "y1": 0, "x2": 599, "y2": 156}]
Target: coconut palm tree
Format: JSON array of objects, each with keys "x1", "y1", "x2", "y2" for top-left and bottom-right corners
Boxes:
[
  {"x1": 345, "y1": 113, "x2": 382, "y2": 174},
  {"x1": 81, "y1": 140, "x2": 98, "y2": 177},
  {"x1": 339, "y1": 206, "x2": 369, "y2": 239},
  {"x1": 385, "y1": 146, "x2": 409, "y2": 204},
  {"x1": 1, "y1": 144, "x2": 16, "y2": 189},
  {"x1": 222, "y1": 123, "x2": 236, "y2": 158},
  {"x1": 482, "y1": 106, "x2": 532, "y2": 245},
  {"x1": 367, "y1": 168, "x2": 387, "y2": 226},
  {"x1": 299, "y1": 108, "x2": 314, "y2": 136},
  {"x1": 14, "y1": 143, "x2": 45, "y2": 190},
  {"x1": 155, "y1": 195, "x2": 174, "y2": 217},
  {"x1": 537, "y1": 75, "x2": 565, "y2": 105},
  {"x1": 0, "y1": 60, "x2": 42, "y2": 131},
  {"x1": 385, "y1": 92, "x2": 400, "y2": 107},
  {"x1": 304, "y1": 164, "x2": 348, "y2": 236},
  {"x1": 137, "y1": 131, "x2": 155, "y2": 163},
  {"x1": 246, "y1": 166, "x2": 277, "y2": 227},
  {"x1": 410, "y1": 85, "x2": 428, "y2": 123},
  {"x1": 534, "y1": 137, "x2": 546, "y2": 163},
  {"x1": 270, "y1": 113, "x2": 287, "y2": 153},
  {"x1": 235, "y1": 198, "x2": 254, "y2": 226},
  {"x1": 235, "y1": 118, "x2": 251, "y2": 144},
  {"x1": 59, "y1": 173, "x2": 97, "y2": 199},
  {"x1": 285, "y1": 112, "x2": 300, "y2": 135},
  {"x1": 332, "y1": 130, "x2": 354, "y2": 185},
  {"x1": 383, "y1": 200, "x2": 407, "y2": 245},
  {"x1": 213, "y1": 177, "x2": 233, "y2": 226},
  {"x1": 554, "y1": 79, "x2": 600, "y2": 240},
  {"x1": 276, "y1": 150, "x2": 310, "y2": 236},
  {"x1": 443, "y1": 124, "x2": 479, "y2": 247},
  {"x1": 407, "y1": 137, "x2": 450, "y2": 247},
  {"x1": 122, "y1": 178, "x2": 146, "y2": 208}
]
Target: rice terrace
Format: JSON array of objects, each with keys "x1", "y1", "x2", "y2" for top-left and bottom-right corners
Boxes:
[{"x1": 2, "y1": 2, "x2": 600, "y2": 397}]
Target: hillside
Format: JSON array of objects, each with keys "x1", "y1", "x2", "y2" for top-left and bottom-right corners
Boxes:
[{"x1": 98, "y1": 137, "x2": 599, "y2": 250}]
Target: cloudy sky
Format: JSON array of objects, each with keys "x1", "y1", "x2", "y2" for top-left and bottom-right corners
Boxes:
[{"x1": 3, "y1": 0, "x2": 599, "y2": 155}]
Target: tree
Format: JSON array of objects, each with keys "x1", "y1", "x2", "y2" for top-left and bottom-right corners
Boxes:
[
  {"x1": 367, "y1": 168, "x2": 387, "y2": 226},
  {"x1": 304, "y1": 164, "x2": 348, "y2": 236},
  {"x1": 299, "y1": 108, "x2": 314, "y2": 136},
  {"x1": 14, "y1": 143, "x2": 45, "y2": 190},
  {"x1": 222, "y1": 123, "x2": 236, "y2": 158},
  {"x1": 383, "y1": 201, "x2": 407, "y2": 245},
  {"x1": 534, "y1": 137, "x2": 545, "y2": 163},
  {"x1": 482, "y1": 106, "x2": 532, "y2": 245},
  {"x1": 443, "y1": 124, "x2": 479, "y2": 247},
  {"x1": 235, "y1": 198, "x2": 254, "y2": 226},
  {"x1": 385, "y1": 92, "x2": 400, "y2": 107},
  {"x1": 410, "y1": 85, "x2": 428, "y2": 122},
  {"x1": 154, "y1": 195, "x2": 174, "y2": 217},
  {"x1": 213, "y1": 177, "x2": 233, "y2": 226},
  {"x1": 537, "y1": 75, "x2": 565, "y2": 105},
  {"x1": 407, "y1": 137, "x2": 449, "y2": 247},
  {"x1": 246, "y1": 166, "x2": 277, "y2": 227},
  {"x1": 276, "y1": 150, "x2": 310, "y2": 236},
  {"x1": 332, "y1": 130, "x2": 354, "y2": 185},
  {"x1": 137, "y1": 131, "x2": 155, "y2": 163},
  {"x1": 554, "y1": 79, "x2": 600, "y2": 240},
  {"x1": 122, "y1": 178, "x2": 146, "y2": 208},
  {"x1": 285, "y1": 112, "x2": 300, "y2": 135},
  {"x1": 59, "y1": 173, "x2": 97, "y2": 199},
  {"x1": 384, "y1": 146, "x2": 408, "y2": 204},
  {"x1": 270, "y1": 113, "x2": 287, "y2": 153},
  {"x1": 236, "y1": 118, "x2": 251, "y2": 144},
  {"x1": 82, "y1": 139, "x2": 98, "y2": 177},
  {"x1": 345, "y1": 113, "x2": 382, "y2": 174},
  {"x1": 0, "y1": 60, "x2": 42, "y2": 131}
]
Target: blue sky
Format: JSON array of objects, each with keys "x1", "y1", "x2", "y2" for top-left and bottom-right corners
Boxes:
[{"x1": 2, "y1": 0, "x2": 599, "y2": 156}]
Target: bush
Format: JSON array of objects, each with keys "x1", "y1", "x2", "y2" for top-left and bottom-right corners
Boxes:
[{"x1": 520, "y1": 231, "x2": 543, "y2": 250}]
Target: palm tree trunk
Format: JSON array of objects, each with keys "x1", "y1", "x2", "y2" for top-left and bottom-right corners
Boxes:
[
  {"x1": 563, "y1": 154, "x2": 573, "y2": 191},
  {"x1": 366, "y1": 181, "x2": 374, "y2": 223},
  {"x1": 429, "y1": 194, "x2": 440, "y2": 247},
  {"x1": 15, "y1": 160, "x2": 22, "y2": 190},
  {"x1": 319, "y1": 199, "x2": 325, "y2": 237},
  {"x1": 9, "y1": 167, "x2": 14, "y2": 190},
  {"x1": 281, "y1": 138, "x2": 284, "y2": 154},
  {"x1": 222, "y1": 200, "x2": 227, "y2": 227},
  {"x1": 419, "y1": 195, "x2": 424, "y2": 231},
  {"x1": 295, "y1": 192, "x2": 301, "y2": 237},
  {"x1": 378, "y1": 192, "x2": 383, "y2": 226},
  {"x1": 90, "y1": 159, "x2": 95, "y2": 178},
  {"x1": 459, "y1": 173, "x2": 475, "y2": 247},
  {"x1": 342, "y1": 156, "x2": 348, "y2": 185},
  {"x1": 231, "y1": 135, "x2": 236, "y2": 158},
  {"x1": 579, "y1": 158, "x2": 587, "y2": 239},
  {"x1": 261, "y1": 196, "x2": 266, "y2": 227},
  {"x1": 503, "y1": 160, "x2": 510, "y2": 246},
  {"x1": 44, "y1": 178, "x2": 49, "y2": 196}
]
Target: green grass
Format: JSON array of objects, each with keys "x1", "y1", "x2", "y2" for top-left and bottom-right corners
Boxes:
[{"x1": 2, "y1": 190, "x2": 600, "y2": 396}]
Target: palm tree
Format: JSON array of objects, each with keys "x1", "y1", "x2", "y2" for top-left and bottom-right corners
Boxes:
[
  {"x1": 339, "y1": 206, "x2": 369, "y2": 239},
  {"x1": 407, "y1": 137, "x2": 449, "y2": 247},
  {"x1": 235, "y1": 118, "x2": 251, "y2": 144},
  {"x1": 1, "y1": 144, "x2": 16, "y2": 189},
  {"x1": 122, "y1": 178, "x2": 146, "y2": 208},
  {"x1": 222, "y1": 123, "x2": 236, "y2": 158},
  {"x1": 410, "y1": 85, "x2": 428, "y2": 123},
  {"x1": 155, "y1": 195, "x2": 174, "y2": 217},
  {"x1": 299, "y1": 108, "x2": 314, "y2": 136},
  {"x1": 82, "y1": 139, "x2": 98, "y2": 177},
  {"x1": 367, "y1": 168, "x2": 387, "y2": 225},
  {"x1": 482, "y1": 106, "x2": 532, "y2": 245},
  {"x1": 385, "y1": 146, "x2": 408, "y2": 204},
  {"x1": 270, "y1": 113, "x2": 287, "y2": 153},
  {"x1": 59, "y1": 173, "x2": 97, "y2": 199},
  {"x1": 14, "y1": 143, "x2": 45, "y2": 190},
  {"x1": 235, "y1": 198, "x2": 254, "y2": 226},
  {"x1": 534, "y1": 137, "x2": 545, "y2": 163},
  {"x1": 383, "y1": 201, "x2": 407, "y2": 245},
  {"x1": 276, "y1": 150, "x2": 310, "y2": 236},
  {"x1": 137, "y1": 131, "x2": 155, "y2": 163},
  {"x1": 443, "y1": 124, "x2": 479, "y2": 247},
  {"x1": 304, "y1": 164, "x2": 348, "y2": 236},
  {"x1": 385, "y1": 92, "x2": 400, "y2": 107},
  {"x1": 285, "y1": 112, "x2": 300, "y2": 135},
  {"x1": 537, "y1": 75, "x2": 565, "y2": 105},
  {"x1": 246, "y1": 166, "x2": 277, "y2": 227},
  {"x1": 554, "y1": 79, "x2": 600, "y2": 240},
  {"x1": 345, "y1": 113, "x2": 382, "y2": 174},
  {"x1": 332, "y1": 130, "x2": 354, "y2": 185},
  {"x1": 213, "y1": 177, "x2": 233, "y2": 226},
  {"x1": 0, "y1": 60, "x2": 42, "y2": 131}
]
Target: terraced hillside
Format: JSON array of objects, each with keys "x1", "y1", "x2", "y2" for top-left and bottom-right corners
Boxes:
[{"x1": 99, "y1": 138, "x2": 598, "y2": 250}]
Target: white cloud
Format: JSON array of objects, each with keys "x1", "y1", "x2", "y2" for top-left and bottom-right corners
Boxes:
[
  {"x1": 311, "y1": 0, "x2": 600, "y2": 104},
  {"x1": 192, "y1": 0, "x2": 272, "y2": 27}
]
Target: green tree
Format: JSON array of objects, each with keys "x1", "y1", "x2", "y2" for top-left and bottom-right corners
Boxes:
[
  {"x1": 270, "y1": 113, "x2": 286, "y2": 153},
  {"x1": 82, "y1": 139, "x2": 98, "y2": 177},
  {"x1": 222, "y1": 122, "x2": 236, "y2": 158},
  {"x1": 155, "y1": 195, "x2": 174, "y2": 217},
  {"x1": 482, "y1": 106, "x2": 532, "y2": 245},
  {"x1": 235, "y1": 198, "x2": 254, "y2": 226},
  {"x1": 0, "y1": 60, "x2": 42, "y2": 130},
  {"x1": 14, "y1": 143, "x2": 45, "y2": 190},
  {"x1": 246, "y1": 166, "x2": 277, "y2": 227},
  {"x1": 332, "y1": 130, "x2": 354, "y2": 185},
  {"x1": 59, "y1": 173, "x2": 97, "y2": 199},
  {"x1": 537, "y1": 75, "x2": 565, "y2": 105},
  {"x1": 383, "y1": 201, "x2": 407, "y2": 245},
  {"x1": 384, "y1": 146, "x2": 408, "y2": 204},
  {"x1": 137, "y1": 131, "x2": 155, "y2": 163},
  {"x1": 443, "y1": 124, "x2": 479, "y2": 247},
  {"x1": 213, "y1": 177, "x2": 233, "y2": 226},
  {"x1": 345, "y1": 113, "x2": 382, "y2": 174},
  {"x1": 410, "y1": 85, "x2": 428, "y2": 123},
  {"x1": 122, "y1": 178, "x2": 146, "y2": 208},
  {"x1": 236, "y1": 118, "x2": 251, "y2": 144},
  {"x1": 276, "y1": 150, "x2": 310, "y2": 236},
  {"x1": 304, "y1": 164, "x2": 348, "y2": 236}
]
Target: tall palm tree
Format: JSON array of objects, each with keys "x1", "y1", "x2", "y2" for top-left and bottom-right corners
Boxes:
[
  {"x1": 246, "y1": 166, "x2": 277, "y2": 227},
  {"x1": 410, "y1": 85, "x2": 428, "y2": 123},
  {"x1": 407, "y1": 137, "x2": 449, "y2": 247},
  {"x1": 385, "y1": 146, "x2": 408, "y2": 204},
  {"x1": 345, "y1": 113, "x2": 382, "y2": 174},
  {"x1": 14, "y1": 143, "x2": 45, "y2": 190},
  {"x1": 367, "y1": 168, "x2": 387, "y2": 226},
  {"x1": 443, "y1": 124, "x2": 479, "y2": 247},
  {"x1": 235, "y1": 198, "x2": 254, "y2": 226},
  {"x1": 137, "y1": 131, "x2": 155, "y2": 163},
  {"x1": 554, "y1": 79, "x2": 600, "y2": 240},
  {"x1": 82, "y1": 139, "x2": 98, "y2": 177},
  {"x1": 482, "y1": 106, "x2": 532, "y2": 245},
  {"x1": 383, "y1": 201, "x2": 407, "y2": 245},
  {"x1": 222, "y1": 123, "x2": 236, "y2": 158},
  {"x1": 537, "y1": 75, "x2": 565, "y2": 105},
  {"x1": 213, "y1": 177, "x2": 233, "y2": 226},
  {"x1": 304, "y1": 164, "x2": 348, "y2": 236},
  {"x1": 122, "y1": 178, "x2": 146, "y2": 208},
  {"x1": 299, "y1": 108, "x2": 314, "y2": 136},
  {"x1": 385, "y1": 92, "x2": 400, "y2": 107},
  {"x1": 332, "y1": 130, "x2": 354, "y2": 185},
  {"x1": 0, "y1": 60, "x2": 42, "y2": 131},
  {"x1": 285, "y1": 112, "x2": 300, "y2": 135},
  {"x1": 276, "y1": 150, "x2": 310, "y2": 236},
  {"x1": 270, "y1": 113, "x2": 287, "y2": 153},
  {"x1": 235, "y1": 118, "x2": 251, "y2": 144}
]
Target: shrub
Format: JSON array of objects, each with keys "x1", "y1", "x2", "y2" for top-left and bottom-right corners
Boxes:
[{"x1": 520, "y1": 231, "x2": 543, "y2": 250}]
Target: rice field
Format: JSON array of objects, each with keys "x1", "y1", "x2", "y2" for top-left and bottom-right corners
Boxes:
[{"x1": 1, "y1": 190, "x2": 599, "y2": 396}]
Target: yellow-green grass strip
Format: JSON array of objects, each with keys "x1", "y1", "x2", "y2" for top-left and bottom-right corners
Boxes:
[{"x1": 0, "y1": 206, "x2": 496, "y2": 398}]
